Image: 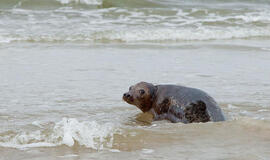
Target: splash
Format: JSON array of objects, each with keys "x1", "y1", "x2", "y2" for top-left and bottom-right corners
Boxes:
[{"x1": 0, "y1": 118, "x2": 117, "y2": 150}]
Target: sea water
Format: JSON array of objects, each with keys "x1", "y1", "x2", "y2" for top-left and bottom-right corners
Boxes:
[{"x1": 0, "y1": 0, "x2": 270, "y2": 159}]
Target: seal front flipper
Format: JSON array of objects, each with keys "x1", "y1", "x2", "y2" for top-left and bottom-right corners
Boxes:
[
  {"x1": 184, "y1": 100, "x2": 210, "y2": 123},
  {"x1": 167, "y1": 105, "x2": 188, "y2": 123},
  {"x1": 156, "y1": 98, "x2": 188, "y2": 123}
]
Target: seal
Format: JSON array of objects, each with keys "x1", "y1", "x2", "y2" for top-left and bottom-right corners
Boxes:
[{"x1": 123, "y1": 82, "x2": 225, "y2": 123}]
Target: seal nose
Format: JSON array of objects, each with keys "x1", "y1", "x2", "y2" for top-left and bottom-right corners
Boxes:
[{"x1": 123, "y1": 93, "x2": 130, "y2": 98}]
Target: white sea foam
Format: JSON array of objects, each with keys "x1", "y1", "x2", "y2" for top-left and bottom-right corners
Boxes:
[
  {"x1": 0, "y1": 36, "x2": 18, "y2": 44},
  {"x1": 261, "y1": 48, "x2": 270, "y2": 51},
  {"x1": 2, "y1": 25, "x2": 270, "y2": 44},
  {"x1": 57, "y1": 154, "x2": 79, "y2": 158},
  {"x1": 227, "y1": 104, "x2": 238, "y2": 109},
  {"x1": 258, "y1": 109, "x2": 269, "y2": 112},
  {"x1": 109, "y1": 149, "x2": 121, "y2": 152},
  {"x1": 93, "y1": 27, "x2": 270, "y2": 42},
  {"x1": 56, "y1": 0, "x2": 102, "y2": 5},
  {"x1": 0, "y1": 118, "x2": 117, "y2": 150},
  {"x1": 141, "y1": 148, "x2": 155, "y2": 154},
  {"x1": 0, "y1": 2, "x2": 270, "y2": 44}
]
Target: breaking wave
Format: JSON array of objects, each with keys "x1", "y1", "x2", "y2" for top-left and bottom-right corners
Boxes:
[
  {"x1": 0, "y1": 118, "x2": 118, "y2": 150},
  {"x1": 1, "y1": 0, "x2": 270, "y2": 9},
  {"x1": 56, "y1": 0, "x2": 102, "y2": 5},
  {"x1": 1, "y1": 27, "x2": 270, "y2": 44},
  {"x1": 0, "y1": 0, "x2": 165, "y2": 9},
  {"x1": 1, "y1": 0, "x2": 270, "y2": 44}
]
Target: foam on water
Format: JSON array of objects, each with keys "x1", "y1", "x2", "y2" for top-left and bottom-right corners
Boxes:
[
  {"x1": 1, "y1": 26, "x2": 270, "y2": 44},
  {"x1": 0, "y1": 0, "x2": 165, "y2": 8},
  {"x1": 0, "y1": 118, "x2": 117, "y2": 150},
  {"x1": 93, "y1": 27, "x2": 270, "y2": 42},
  {"x1": 56, "y1": 0, "x2": 102, "y2": 5},
  {"x1": 0, "y1": 5, "x2": 270, "y2": 44}
]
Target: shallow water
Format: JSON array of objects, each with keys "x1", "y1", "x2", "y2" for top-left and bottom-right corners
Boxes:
[
  {"x1": 0, "y1": 0, "x2": 270, "y2": 159},
  {"x1": 0, "y1": 42, "x2": 270, "y2": 160}
]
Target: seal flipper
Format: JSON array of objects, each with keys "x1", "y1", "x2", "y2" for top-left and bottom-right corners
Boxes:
[
  {"x1": 167, "y1": 105, "x2": 188, "y2": 123},
  {"x1": 184, "y1": 101, "x2": 210, "y2": 123},
  {"x1": 155, "y1": 98, "x2": 188, "y2": 123}
]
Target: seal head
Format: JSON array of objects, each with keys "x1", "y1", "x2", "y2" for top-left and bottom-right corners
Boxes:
[{"x1": 123, "y1": 82, "x2": 156, "y2": 112}]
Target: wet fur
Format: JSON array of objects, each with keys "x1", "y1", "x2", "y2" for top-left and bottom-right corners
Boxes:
[{"x1": 123, "y1": 82, "x2": 225, "y2": 123}]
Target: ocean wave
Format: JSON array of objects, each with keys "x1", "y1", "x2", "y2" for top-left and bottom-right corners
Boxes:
[
  {"x1": 92, "y1": 27, "x2": 270, "y2": 42},
  {"x1": 0, "y1": 0, "x2": 165, "y2": 9},
  {"x1": 0, "y1": 118, "x2": 117, "y2": 150},
  {"x1": 1, "y1": 0, "x2": 270, "y2": 44},
  {"x1": 1, "y1": 26, "x2": 270, "y2": 44},
  {"x1": 101, "y1": 0, "x2": 164, "y2": 8},
  {"x1": 56, "y1": 0, "x2": 102, "y2": 5},
  {"x1": 1, "y1": 0, "x2": 270, "y2": 9},
  {"x1": 1, "y1": 0, "x2": 101, "y2": 8}
]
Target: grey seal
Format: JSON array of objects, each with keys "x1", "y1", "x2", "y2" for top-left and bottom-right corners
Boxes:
[{"x1": 123, "y1": 82, "x2": 225, "y2": 123}]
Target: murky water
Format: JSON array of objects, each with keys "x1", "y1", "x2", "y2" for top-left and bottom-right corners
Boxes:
[
  {"x1": 0, "y1": 0, "x2": 270, "y2": 159},
  {"x1": 0, "y1": 42, "x2": 270, "y2": 160}
]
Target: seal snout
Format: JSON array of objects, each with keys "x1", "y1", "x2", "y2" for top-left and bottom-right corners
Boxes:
[
  {"x1": 123, "y1": 92, "x2": 133, "y2": 103},
  {"x1": 123, "y1": 93, "x2": 131, "y2": 98}
]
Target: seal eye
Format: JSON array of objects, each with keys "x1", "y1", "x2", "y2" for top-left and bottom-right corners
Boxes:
[{"x1": 139, "y1": 89, "x2": 145, "y2": 95}]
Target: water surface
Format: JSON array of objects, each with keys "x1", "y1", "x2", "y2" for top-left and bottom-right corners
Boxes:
[{"x1": 0, "y1": 0, "x2": 270, "y2": 159}]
